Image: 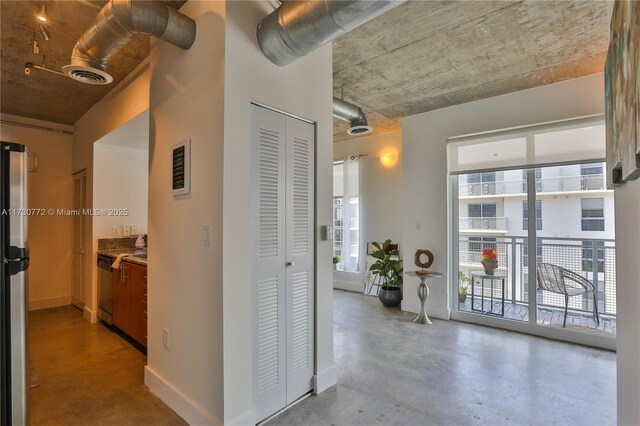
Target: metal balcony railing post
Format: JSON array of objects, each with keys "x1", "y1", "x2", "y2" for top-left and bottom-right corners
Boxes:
[
  {"x1": 511, "y1": 237, "x2": 517, "y2": 304},
  {"x1": 591, "y1": 238, "x2": 599, "y2": 312}
]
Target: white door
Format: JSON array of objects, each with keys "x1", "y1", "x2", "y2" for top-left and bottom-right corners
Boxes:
[
  {"x1": 284, "y1": 116, "x2": 314, "y2": 403},
  {"x1": 252, "y1": 105, "x2": 315, "y2": 421},
  {"x1": 72, "y1": 170, "x2": 87, "y2": 309}
]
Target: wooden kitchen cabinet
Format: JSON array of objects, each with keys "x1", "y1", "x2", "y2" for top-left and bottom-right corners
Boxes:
[{"x1": 112, "y1": 261, "x2": 147, "y2": 348}]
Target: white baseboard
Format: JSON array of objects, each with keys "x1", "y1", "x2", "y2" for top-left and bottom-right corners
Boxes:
[
  {"x1": 28, "y1": 296, "x2": 70, "y2": 311},
  {"x1": 401, "y1": 299, "x2": 451, "y2": 320},
  {"x1": 313, "y1": 365, "x2": 337, "y2": 394},
  {"x1": 333, "y1": 280, "x2": 363, "y2": 293},
  {"x1": 83, "y1": 307, "x2": 97, "y2": 324},
  {"x1": 226, "y1": 409, "x2": 255, "y2": 426},
  {"x1": 145, "y1": 366, "x2": 221, "y2": 426}
]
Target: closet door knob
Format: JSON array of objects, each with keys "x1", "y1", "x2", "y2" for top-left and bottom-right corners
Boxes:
[{"x1": 286, "y1": 261, "x2": 296, "y2": 267}]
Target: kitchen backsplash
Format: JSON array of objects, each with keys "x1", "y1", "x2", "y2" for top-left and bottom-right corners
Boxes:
[{"x1": 98, "y1": 236, "x2": 148, "y2": 250}]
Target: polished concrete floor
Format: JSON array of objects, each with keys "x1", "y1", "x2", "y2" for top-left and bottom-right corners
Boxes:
[
  {"x1": 269, "y1": 290, "x2": 616, "y2": 426},
  {"x1": 29, "y1": 306, "x2": 185, "y2": 425}
]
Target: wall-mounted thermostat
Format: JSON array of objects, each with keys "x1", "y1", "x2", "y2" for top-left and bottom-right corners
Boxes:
[
  {"x1": 320, "y1": 225, "x2": 333, "y2": 241},
  {"x1": 172, "y1": 139, "x2": 191, "y2": 196}
]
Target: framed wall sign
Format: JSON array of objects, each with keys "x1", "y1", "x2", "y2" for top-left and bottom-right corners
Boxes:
[{"x1": 171, "y1": 139, "x2": 191, "y2": 196}]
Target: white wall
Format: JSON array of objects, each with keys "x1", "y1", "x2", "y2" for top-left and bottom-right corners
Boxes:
[
  {"x1": 222, "y1": 2, "x2": 334, "y2": 423},
  {"x1": 93, "y1": 142, "x2": 148, "y2": 239},
  {"x1": 145, "y1": 2, "x2": 225, "y2": 424},
  {"x1": 333, "y1": 131, "x2": 403, "y2": 291},
  {"x1": 73, "y1": 61, "x2": 150, "y2": 322},
  {"x1": 616, "y1": 178, "x2": 640, "y2": 425},
  {"x1": 0, "y1": 115, "x2": 73, "y2": 310},
  {"x1": 333, "y1": 130, "x2": 402, "y2": 160},
  {"x1": 402, "y1": 73, "x2": 605, "y2": 319}
]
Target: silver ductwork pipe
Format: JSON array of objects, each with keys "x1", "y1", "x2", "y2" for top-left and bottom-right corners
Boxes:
[
  {"x1": 62, "y1": 0, "x2": 196, "y2": 85},
  {"x1": 257, "y1": 0, "x2": 405, "y2": 66},
  {"x1": 333, "y1": 97, "x2": 372, "y2": 136}
]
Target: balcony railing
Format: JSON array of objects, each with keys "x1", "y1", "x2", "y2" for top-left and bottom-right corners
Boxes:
[
  {"x1": 459, "y1": 217, "x2": 507, "y2": 231},
  {"x1": 460, "y1": 174, "x2": 607, "y2": 197},
  {"x1": 458, "y1": 235, "x2": 616, "y2": 316}
]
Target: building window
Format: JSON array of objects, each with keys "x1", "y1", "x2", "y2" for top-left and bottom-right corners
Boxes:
[
  {"x1": 333, "y1": 160, "x2": 360, "y2": 272},
  {"x1": 467, "y1": 202, "x2": 498, "y2": 230},
  {"x1": 467, "y1": 172, "x2": 496, "y2": 195},
  {"x1": 522, "y1": 168, "x2": 542, "y2": 192},
  {"x1": 468, "y1": 172, "x2": 496, "y2": 184},
  {"x1": 523, "y1": 200, "x2": 542, "y2": 230},
  {"x1": 468, "y1": 203, "x2": 496, "y2": 218},
  {"x1": 580, "y1": 163, "x2": 604, "y2": 190},
  {"x1": 582, "y1": 241, "x2": 604, "y2": 273},
  {"x1": 581, "y1": 198, "x2": 604, "y2": 231}
]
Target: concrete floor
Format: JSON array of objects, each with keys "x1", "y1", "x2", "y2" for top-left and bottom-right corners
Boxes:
[
  {"x1": 269, "y1": 290, "x2": 616, "y2": 426},
  {"x1": 28, "y1": 306, "x2": 185, "y2": 425}
]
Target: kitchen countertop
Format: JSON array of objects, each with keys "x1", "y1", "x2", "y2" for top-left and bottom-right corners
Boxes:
[{"x1": 97, "y1": 248, "x2": 148, "y2": 266}]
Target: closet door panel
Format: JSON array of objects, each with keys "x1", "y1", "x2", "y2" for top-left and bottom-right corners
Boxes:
[
  {"x1": 252, "y1": 105, "x2": 287, "y2": 419},
  {"x1": 285, "y1": 116, "x2": 315, "y2": 403}
]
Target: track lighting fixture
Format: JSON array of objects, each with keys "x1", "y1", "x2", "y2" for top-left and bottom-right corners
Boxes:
[
  {"x1": 37, "y1": 24, "x2": 50, "y2": 41},
  {"x1": 36, "y1": 4, "x2": 47, "y2": 22}
]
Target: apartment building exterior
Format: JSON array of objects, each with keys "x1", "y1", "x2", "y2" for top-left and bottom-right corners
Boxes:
[{"x1": 457, "y1": 162, "x2": 616, "y2": 320}]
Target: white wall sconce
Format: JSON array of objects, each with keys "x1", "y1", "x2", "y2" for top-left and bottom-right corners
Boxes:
[{"x1": 379, "y1": 151, "x2": 399, "y2": 168}]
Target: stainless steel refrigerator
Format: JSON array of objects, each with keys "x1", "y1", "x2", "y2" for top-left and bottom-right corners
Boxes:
[{"x1": 1, "y1": 142, "x2": 30, "y2": 426}]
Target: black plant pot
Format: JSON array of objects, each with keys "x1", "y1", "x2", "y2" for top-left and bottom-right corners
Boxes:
[{"x1": 378, "y1": 286, "x2": 402, "y2": 307}]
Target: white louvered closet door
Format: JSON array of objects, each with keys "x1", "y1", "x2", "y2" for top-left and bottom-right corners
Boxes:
[
  {"x1": 252, "y1": 105, "x2": 315, "y2": 422},
  {"x1": 72, "y1": 170, "x2": 87, "y2": 309},
  {"x1": 284, "y1": 116, "x2": 314, "y2": 404},
  {"x1": 252, "y1": 106, "x2": 288, "y2": 419}
]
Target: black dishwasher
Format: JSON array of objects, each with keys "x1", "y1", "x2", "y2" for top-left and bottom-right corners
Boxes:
[{"x1": 97, "y1": 255, "x2": 113, "y2": 325}]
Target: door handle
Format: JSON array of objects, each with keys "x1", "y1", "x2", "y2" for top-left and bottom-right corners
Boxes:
[{"x1": 286, "y1": 261, "x2": 296, "y2": 267}]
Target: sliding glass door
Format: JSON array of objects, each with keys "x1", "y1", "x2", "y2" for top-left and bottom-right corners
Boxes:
[{"x1": 533, "y1": 163, "x2": 616, "y2": 334}]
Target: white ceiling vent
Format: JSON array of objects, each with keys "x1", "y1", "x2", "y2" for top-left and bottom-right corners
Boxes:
[{"x1": 62, "y1": 65, "x2": 113, "y2": 85}]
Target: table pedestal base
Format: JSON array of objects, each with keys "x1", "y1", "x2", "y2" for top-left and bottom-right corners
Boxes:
[{"x1": 413, "y1": 279, "x2": 432, "y2": 325}]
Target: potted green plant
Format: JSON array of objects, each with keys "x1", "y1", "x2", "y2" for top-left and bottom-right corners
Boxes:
[
  {"x1": 369, "y1": 240, "x2": 403, "y2": 307},
  {"x1": 332, "y1": 255, "x2": 341, "y2": 270},
  {"x1": 458, "y1": 271, "x2": 469, "y2": 303}
]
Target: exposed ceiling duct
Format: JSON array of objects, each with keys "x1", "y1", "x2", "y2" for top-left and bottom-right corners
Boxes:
[
  {"x1": 257, "y1": 0, "x2": 405, "y2": 66},
  {"x1": 62, "y1": 0, "x2": 196, "y2": 85},
  {"x1": 333, "y1": 97, "x2": 372, "y2": 136}
]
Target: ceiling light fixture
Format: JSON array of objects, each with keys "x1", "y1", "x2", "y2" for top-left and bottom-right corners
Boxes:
[
  {"x1": 37, "y1": 24, "x2": 50, "y2": 41},
  {"x1": 36, "y1": 4, "x2": 47, "y2": 22}
]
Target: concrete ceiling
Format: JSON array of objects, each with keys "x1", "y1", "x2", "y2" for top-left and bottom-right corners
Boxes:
[
  {"x1": 332, "y1": 0, "x2": 610, "y2": 142},
  {"x1": 1, "y1": 1, "x2": 610, "y2": 138},
  {"x1": 0, "y1": 1, "x2": 184, "y2": 126}
]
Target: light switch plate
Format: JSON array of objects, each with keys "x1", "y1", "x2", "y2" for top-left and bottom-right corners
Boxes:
[
  {"x1": 123, "y1": 225, "x2": 131, "y2": 237},
  {"x1": 131, "y1": 225, "x2": 137, "y2": 235},
  {"x1": 112, "y1": 225, "x2": 120, "y2": 237}
]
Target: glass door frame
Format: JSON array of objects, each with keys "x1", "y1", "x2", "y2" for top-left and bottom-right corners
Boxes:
[{"x1": 449, "y1": 168, "x2": 615, "y2": 351}]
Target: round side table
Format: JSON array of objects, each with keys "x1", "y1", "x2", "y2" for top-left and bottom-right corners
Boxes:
[{"x1": 405, "y1": 270, "x2": 444, "y2": 324}]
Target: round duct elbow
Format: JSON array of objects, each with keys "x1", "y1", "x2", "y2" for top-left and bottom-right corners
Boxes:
[
  {"x1": 333, "y1": 97, "x2": 373, "y2": 136},
  {"x1": 64, "y1": 0, "x2": 196, "y2": 85}
]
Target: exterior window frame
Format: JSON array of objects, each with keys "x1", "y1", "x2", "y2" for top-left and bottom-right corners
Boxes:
[{"x1": 581, "y1": 198, "x2": 605, "y2": 232}]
